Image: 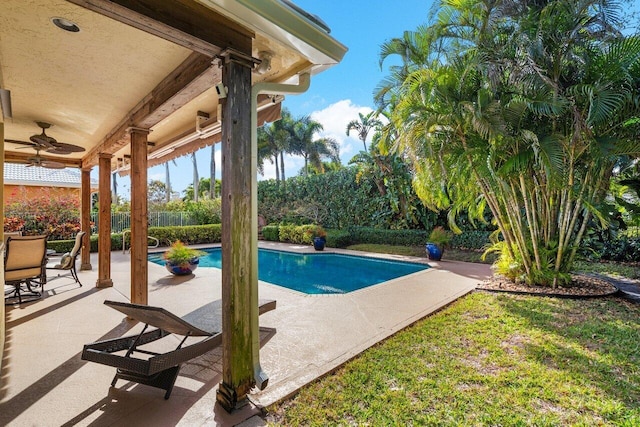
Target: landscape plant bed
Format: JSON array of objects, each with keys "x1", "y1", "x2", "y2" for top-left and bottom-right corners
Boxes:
[{"x1": 477, "y1": 274, "x2": 619, "y2": 298}]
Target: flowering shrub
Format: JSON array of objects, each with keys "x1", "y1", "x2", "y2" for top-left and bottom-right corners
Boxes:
[{"x1": 5, "y1": 195, "x2": 81, "y2": 240}]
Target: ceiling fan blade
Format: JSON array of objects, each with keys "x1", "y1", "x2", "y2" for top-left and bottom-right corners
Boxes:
[
  {"x1": 4, "y1": 138, "x2": 34, "y2": 146},
  {"x1": 47, "y1": 141, "x2": 85, "y2": 153},
  {"x1": 30, "y1": 134, "x2": 55, "y2": 148},
  {"x1": 41, "y1": 160, "x2": 66, "y2": 169}
]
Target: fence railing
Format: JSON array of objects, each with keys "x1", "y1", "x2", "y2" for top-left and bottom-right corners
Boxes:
[{"x1": 90, "y1": 212, "x2": 199, "y2": 233}]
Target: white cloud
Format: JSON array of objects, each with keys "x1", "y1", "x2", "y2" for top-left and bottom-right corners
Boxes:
[
  {"x1": 149, "y1": 171, "x2": 165, "y2": 182},
  {"x1": 309, "y1": 99, "x2": 374, "y2": 163}
]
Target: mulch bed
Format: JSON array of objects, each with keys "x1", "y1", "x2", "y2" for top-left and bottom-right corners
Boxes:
[{"x1": 476, "y1": 273, "x2": 619, "y2": 298}]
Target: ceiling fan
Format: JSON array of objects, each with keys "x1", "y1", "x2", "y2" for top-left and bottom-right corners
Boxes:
[
  {"x1": 5, "y1": 121, "x2": 86, "y2": 155},
  {"x1": 26, "y1": 148, "x2": 66, "y2": 169}
]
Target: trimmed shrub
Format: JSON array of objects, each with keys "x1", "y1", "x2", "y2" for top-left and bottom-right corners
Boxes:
[
  {"x1": 326, "y1": 229, "x2": 351, "y2": 248},
  {"x1": 348, "y1": 227, "x2": 429, "y2": 246},
  {"x1": 262, "y1": 225, "x2": 280, "y2": 241},
  {"x1": 278, "y1": 224, "x2": 314, "y2": 245},
  {"x1": 450, "y1": 231, "x2": 492, "y2": 251}
]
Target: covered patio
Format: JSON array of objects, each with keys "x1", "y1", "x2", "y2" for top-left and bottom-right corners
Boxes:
[
  {"x1": 0, "y1": 243, "x2": 490, "y2": 425},
  {"x1": 1, "y1": 0, "x2": 346, "y2": 413}
]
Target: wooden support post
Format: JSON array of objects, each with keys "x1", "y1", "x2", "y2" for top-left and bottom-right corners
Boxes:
[
  {"x1": 97, "y1": 153, "x2": 113, "y2": 288},
  {"x1": 217, "y1": 50, "x2": 256, "y2": 412},
  {"x1": 129, "y1": 127, "x2": 150, "y2": 305},
  {"x1": 80, "y1": 168, "x2": 93, "y2": 271},
  {"x1": 0, "y1": 122, "x2": 5, "y2": 373}
]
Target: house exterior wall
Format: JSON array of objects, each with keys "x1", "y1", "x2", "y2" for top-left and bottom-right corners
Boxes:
[{"x1": 4, "y1": 185, "x2": 80, "y2": 205}]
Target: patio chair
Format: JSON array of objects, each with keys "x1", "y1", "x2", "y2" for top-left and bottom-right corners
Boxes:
[
  {"x1": 82, "y1": 298, "x2": 277, "y2": 399},
  {"x1": 4, "y1": 235, "x2": 48, "y2": 305},
  {"x1": 46, "y1": 231, "x2": 86, "y2": 287}
]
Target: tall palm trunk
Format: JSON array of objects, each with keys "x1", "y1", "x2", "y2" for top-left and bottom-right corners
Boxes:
[
  {"x1": 165, "y1": 162, "x2": 171, "y2": 203},
  {"x1": 191, "y1": 152, "x2": 199, "y2": 202},
  {"x1": 210, "y1": 144, "x2": 216, "y2": 198},
  {"x1": 280, "y1": 151, "x2": 286, "y2": 190},
  {"x1": 112, "y1": 172, "x2": 118, "y2": 203}
]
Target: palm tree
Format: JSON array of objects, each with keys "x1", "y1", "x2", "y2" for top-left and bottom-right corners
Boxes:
[
  {"x1": 289, "y1": 115, "x2": 340, "y2": 176},
  {"x1": 257, "y1": 108, "x2": 295, "y2": 188},
  {"x1": 346, "y1": 111, "x2": 382, "y2": 151},
  {"x1": 381, "y1": 0, "x2": 640, "y2": 286}
]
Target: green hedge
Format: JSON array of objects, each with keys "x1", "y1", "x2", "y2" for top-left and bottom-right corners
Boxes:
[
  {"x1": 48, "y1": 224, "x2": 223, "y2": 253},
  {"x1": 347, "y1": 227, "x2": 429, "y2": 246},
  {"x1": 262, "y1": 225, "x2": 280, "y2": 241},
  {"x1": 450, "y1": 231, "x2": 492, "y2": 250},
  {"x1": 326, "y1": 229, "x2": 351, "y2": 248},
  {"x1": 147, "y1": 224, "x2": 221, "y2": 246}
]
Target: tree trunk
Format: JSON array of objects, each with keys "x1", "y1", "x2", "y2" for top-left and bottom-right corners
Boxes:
[
  {"x1": 210, "y1": 144, "x2": 216, "y2": 198},
  {"x1": 165, "y1": 162, "x2": 171, "y2": 203},
  {"x1": 112, "y1": 172, "x2": 118, "y2": 203},
  {"x1": 280, "y1": 151, "x2": 286, "y2": 191},
  {"x1": 192, "y1": 152, "x2": 199, "y2": 202}
]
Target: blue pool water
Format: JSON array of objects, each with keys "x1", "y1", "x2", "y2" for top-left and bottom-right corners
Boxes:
[{"x1": 149, "y1": 248, "x2": 429, "y2": 294}]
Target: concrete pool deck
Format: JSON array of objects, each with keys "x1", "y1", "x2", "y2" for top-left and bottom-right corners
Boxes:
[{"x1": 1, "y1": 242, "x2": 491, "y2": 426}]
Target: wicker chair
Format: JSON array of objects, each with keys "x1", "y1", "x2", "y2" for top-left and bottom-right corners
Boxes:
[
  {"x1": 4, "y1": 235, "x2": 48, "y2": 305},
  {"x1": 46, "y1": 231, "x2": 85, "y2": 287}
]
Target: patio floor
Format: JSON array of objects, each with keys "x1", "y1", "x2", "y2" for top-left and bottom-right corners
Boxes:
[{"x1": 0, "y1": 242, "x2": 491, "y2": 426}]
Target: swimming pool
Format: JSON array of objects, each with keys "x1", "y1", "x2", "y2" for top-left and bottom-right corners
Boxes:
[{"x1": 149, "y1": 248, "x2": 429, "y2": 294}]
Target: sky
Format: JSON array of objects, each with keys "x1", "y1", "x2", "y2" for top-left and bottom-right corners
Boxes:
[{"x1": 112, "y1": 0, "x2": 435, "y2": 198}]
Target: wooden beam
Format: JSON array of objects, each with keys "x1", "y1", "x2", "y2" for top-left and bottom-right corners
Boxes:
[
  {"x1": 129, "y1": 128, "x2": 149, "y2": 305},
  {"x1": 96, "y1": 153, "x2": 113, "y2": 288},
  {"x1": 4, "y1": 151, "x2": 83, "y2": 168},
  {"x1": 80, "y1": 168, "x2": 93, "y2": 271},
  {"x1": 217, "y1": 50, "x2": 255, "y2": 413},
  {"x1": 82, "y1": 52, "x2": 221, "y2": 169},
  {"x1": 67, "y1": 0, "x2": 253, "y2": 56}
]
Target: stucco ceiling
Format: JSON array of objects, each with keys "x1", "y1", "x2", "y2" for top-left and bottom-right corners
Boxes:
[{"x1": 0, "y1": 0, "x2": 346, "y2": 171}]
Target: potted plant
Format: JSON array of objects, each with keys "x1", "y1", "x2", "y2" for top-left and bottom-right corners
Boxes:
[
  {"x1": 425, "y1": 226, "x2": 451, "y2": 261},
  {"x1": 310, "y1": 225, "x2": 327, "y2": 251},
  {"x1": 163, "y1": 240, "x2": 206, "y2": 275}
]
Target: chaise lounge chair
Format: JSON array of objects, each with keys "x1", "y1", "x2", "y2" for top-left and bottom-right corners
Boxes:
[{"x1": 81, "y1": 298, "x2": 276, "y2": 399}]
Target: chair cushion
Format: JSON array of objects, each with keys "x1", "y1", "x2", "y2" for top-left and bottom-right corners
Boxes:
[{"x1": 57, "y1": 252, "x2": 73, "y2": 269}]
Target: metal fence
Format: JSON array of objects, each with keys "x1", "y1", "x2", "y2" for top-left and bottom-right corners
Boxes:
[{"x1": 90, "y1": 212, "x2": 198, "y2": 233}]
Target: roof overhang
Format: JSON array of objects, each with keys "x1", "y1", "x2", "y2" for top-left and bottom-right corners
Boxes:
[{"x1": 0, "y1": 0, "x2": 347, "y2": 172}]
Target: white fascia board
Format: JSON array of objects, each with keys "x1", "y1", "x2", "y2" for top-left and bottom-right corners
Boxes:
[{"x1": 203, "y1": 0, "x2": 348, "y2": 71}]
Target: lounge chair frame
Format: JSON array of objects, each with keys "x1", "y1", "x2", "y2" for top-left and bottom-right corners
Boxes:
[
  {"x1": 46, "y1": 231, "x2": 86, "y2": 287},
  {"x1": 82, "y1": 299, "x2": 276, "y2": 399}
]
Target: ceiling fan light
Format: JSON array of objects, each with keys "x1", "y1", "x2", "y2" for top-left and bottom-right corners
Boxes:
[{"x1": 51, "y1": 17, "x2": 80, "y2": 33}]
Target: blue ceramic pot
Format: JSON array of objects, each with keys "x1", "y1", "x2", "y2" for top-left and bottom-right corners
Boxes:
[
  {"x1": 165, "y1": 257, "x2": 200, "y2": 275},
  {"x1": 425, "y1": 243, "x2": 443, "y2": 261},
  {"x1": 313, "y1": 237, "x2": 326, "y2": 251}
]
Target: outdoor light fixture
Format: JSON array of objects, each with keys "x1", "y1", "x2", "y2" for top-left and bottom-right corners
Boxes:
[
  {"x1": 51, "y1": 17, "x2": 80, "y2": 32},
  {"x1": 0, "y1": 88, "x2": 12, "y2": 119},
  {"x1": 254, "y1": 51, "x2": 273, "y2": 75}
]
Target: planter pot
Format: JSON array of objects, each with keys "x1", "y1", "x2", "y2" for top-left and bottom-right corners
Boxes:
[
  {"x1": 165, "y1": 257, "x2": 200, "y2": 275},
  {"x1": 425, "y1": 243, "x2": 443, "y2": 261},
  {"x1": 313, "y1": 237, "x2": 326, "y2": 251}
]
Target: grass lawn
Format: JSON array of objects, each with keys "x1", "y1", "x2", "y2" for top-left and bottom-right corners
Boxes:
[{"x1": 266, "y1": 292, "x2": 640, "y2": 425}]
